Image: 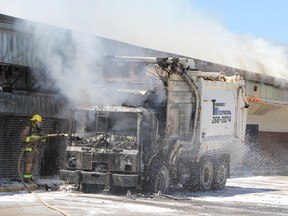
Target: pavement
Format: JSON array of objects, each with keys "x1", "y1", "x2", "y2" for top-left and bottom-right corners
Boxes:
[{"x1": 1, "y1": 176, "x2": 288, "y2": 216}]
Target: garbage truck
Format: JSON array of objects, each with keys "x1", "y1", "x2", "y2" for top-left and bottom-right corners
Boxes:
[{"x1": 59, "y1": 56, "x2": 249, "y2": 193}]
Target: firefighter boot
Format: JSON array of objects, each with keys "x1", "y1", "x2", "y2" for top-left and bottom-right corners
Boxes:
[{"x1": 23, "y1": 174, "x2": 34, "y2": 184}]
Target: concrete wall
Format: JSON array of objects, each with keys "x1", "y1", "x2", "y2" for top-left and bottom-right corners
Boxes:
[{"x1": 248, "y1": 102, "x2": 288, "y2": 132}]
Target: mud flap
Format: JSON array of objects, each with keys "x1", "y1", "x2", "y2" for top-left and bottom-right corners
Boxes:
[
  {"x1": 36, "y1": 183, "x2": 59, "y2": 191},
  {"x1": 75, "y1": 170, "x2": 81, "y2": 189},
  {"x1": 103, "y1": 171, "x2": 112, "y2": 194}
]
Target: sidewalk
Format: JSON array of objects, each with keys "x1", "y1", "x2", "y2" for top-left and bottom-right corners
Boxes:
[
  {"x1": 0, "y1": 180, "x2": 38, "y2": 192},
  {"x1": 0, "y1": 177, "x2": 62, "y2": 193}
]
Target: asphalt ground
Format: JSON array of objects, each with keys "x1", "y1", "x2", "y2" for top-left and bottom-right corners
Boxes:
[{"x1": 1, "y1": 176, "x2": 288, "y2": 216}]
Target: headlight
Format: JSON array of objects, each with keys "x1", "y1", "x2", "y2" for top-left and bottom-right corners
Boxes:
[
  {"x1": 67, "y1": 152, "x2": 76, "y2": 168},
  {"x1": 125, "y1": 156, "x2": 133, "y2": 165},
  {"x1": 125, "y1": 156, "x2": 133, "y2": 171}
]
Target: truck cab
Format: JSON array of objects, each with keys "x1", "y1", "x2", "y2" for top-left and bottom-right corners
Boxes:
[{"x1": 60, "y1": 105, "x2": 159, "y2": 192}]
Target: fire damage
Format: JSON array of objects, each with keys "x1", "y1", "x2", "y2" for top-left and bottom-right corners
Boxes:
[{"x1": 60, "y1": 56, "x2": 249, "y2": 194}]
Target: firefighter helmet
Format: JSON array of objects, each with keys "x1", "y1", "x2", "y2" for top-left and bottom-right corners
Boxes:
[{"x1": 31, "y1": 114, "x2": 42, "y2": 123}]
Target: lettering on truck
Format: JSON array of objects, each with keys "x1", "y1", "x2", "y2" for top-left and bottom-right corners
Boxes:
[{"x1": 211, "y1": 99, "x2": 232, "y2": 124}]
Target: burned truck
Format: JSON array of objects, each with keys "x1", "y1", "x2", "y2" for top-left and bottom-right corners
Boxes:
[{"x1": 59, "y1": 57, "x2": 248, "y2": 193}]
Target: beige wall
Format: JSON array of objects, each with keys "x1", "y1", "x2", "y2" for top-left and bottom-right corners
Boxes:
[{"x1": 247, "y1": 102, "x2": 288, "y2": 132}]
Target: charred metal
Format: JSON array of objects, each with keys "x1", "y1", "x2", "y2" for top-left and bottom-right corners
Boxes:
[{"x1": 60, "y1": 57, "x2": 248, "y2": 194}]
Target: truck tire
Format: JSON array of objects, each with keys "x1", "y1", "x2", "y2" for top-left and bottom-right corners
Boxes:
[
  {"x1": 149, "y1": 164, "x2": 170, "y2": 193},
  {"x1": 212, "y1": 160, "x2": 228, "y2": 190},
  {"x1": 199, "y1": 160, "x2": 213, "y2": 191}
]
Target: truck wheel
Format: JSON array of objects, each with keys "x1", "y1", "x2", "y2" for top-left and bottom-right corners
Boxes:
[
  {"x1": 199, "y1": 160, "x2": 213, "y2": 191},
  {"x1": 155, "y1": 165, "x2": 169, "y2": 193},
  {"x1": 150, "y1": 165, "x2": 169, "y2": 193},
  {"x1": 212, "y1": 160, "x2": 228, "y2": 190}
]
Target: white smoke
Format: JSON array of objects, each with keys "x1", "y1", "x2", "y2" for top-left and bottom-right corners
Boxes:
[
  {"x1": 0, "y1": 0, "x2": 288, "y2": 95},
  {"x1": 19, "y1": 22, "x2": 165, "y2": 106},
  {"x1": 2, "y1": 0, "x2": 287, "y2": 175},
  {"x1": 1, "y1": 0, "x2": 288, "y2": 79},
  {"x1": 1, "y1": 0, "x2": 288, "y2": 76},
  {"x1": 23, "y1": 24, "x2": 105, "y2": 104}
]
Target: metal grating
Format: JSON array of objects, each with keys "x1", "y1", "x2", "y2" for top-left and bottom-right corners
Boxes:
[{"x1": 0, "y1": 114, "x2": 68, "y2": 180}]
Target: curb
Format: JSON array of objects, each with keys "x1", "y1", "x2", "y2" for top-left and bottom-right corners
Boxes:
[
  {"x1": 231, "y1": 168, "x2": 288, "y2": 178},
  {"x1": 0, "y1": 184, "x2": 38, "y2": 192}
]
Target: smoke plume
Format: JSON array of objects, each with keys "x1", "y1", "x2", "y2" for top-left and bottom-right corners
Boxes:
[
  {"x1": 2, "y1": 0, "x2": 287, "y2": 174},
  {"x1": 1, "y1": 0, "x2": 288, "y2": 81}
]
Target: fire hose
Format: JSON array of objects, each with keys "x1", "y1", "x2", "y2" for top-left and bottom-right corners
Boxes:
[{"x1": 17, "y1": 133, "x2": 71, "y2": 216}]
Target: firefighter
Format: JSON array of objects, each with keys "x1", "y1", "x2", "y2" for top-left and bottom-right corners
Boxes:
[{"x1": 20, "y1": 114, "x2": 45, "y2": 183}]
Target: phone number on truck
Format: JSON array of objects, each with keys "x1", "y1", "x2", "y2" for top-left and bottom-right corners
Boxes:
[{"x1": 212, "y1": 116, "x2": 231, "y2": 124}]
